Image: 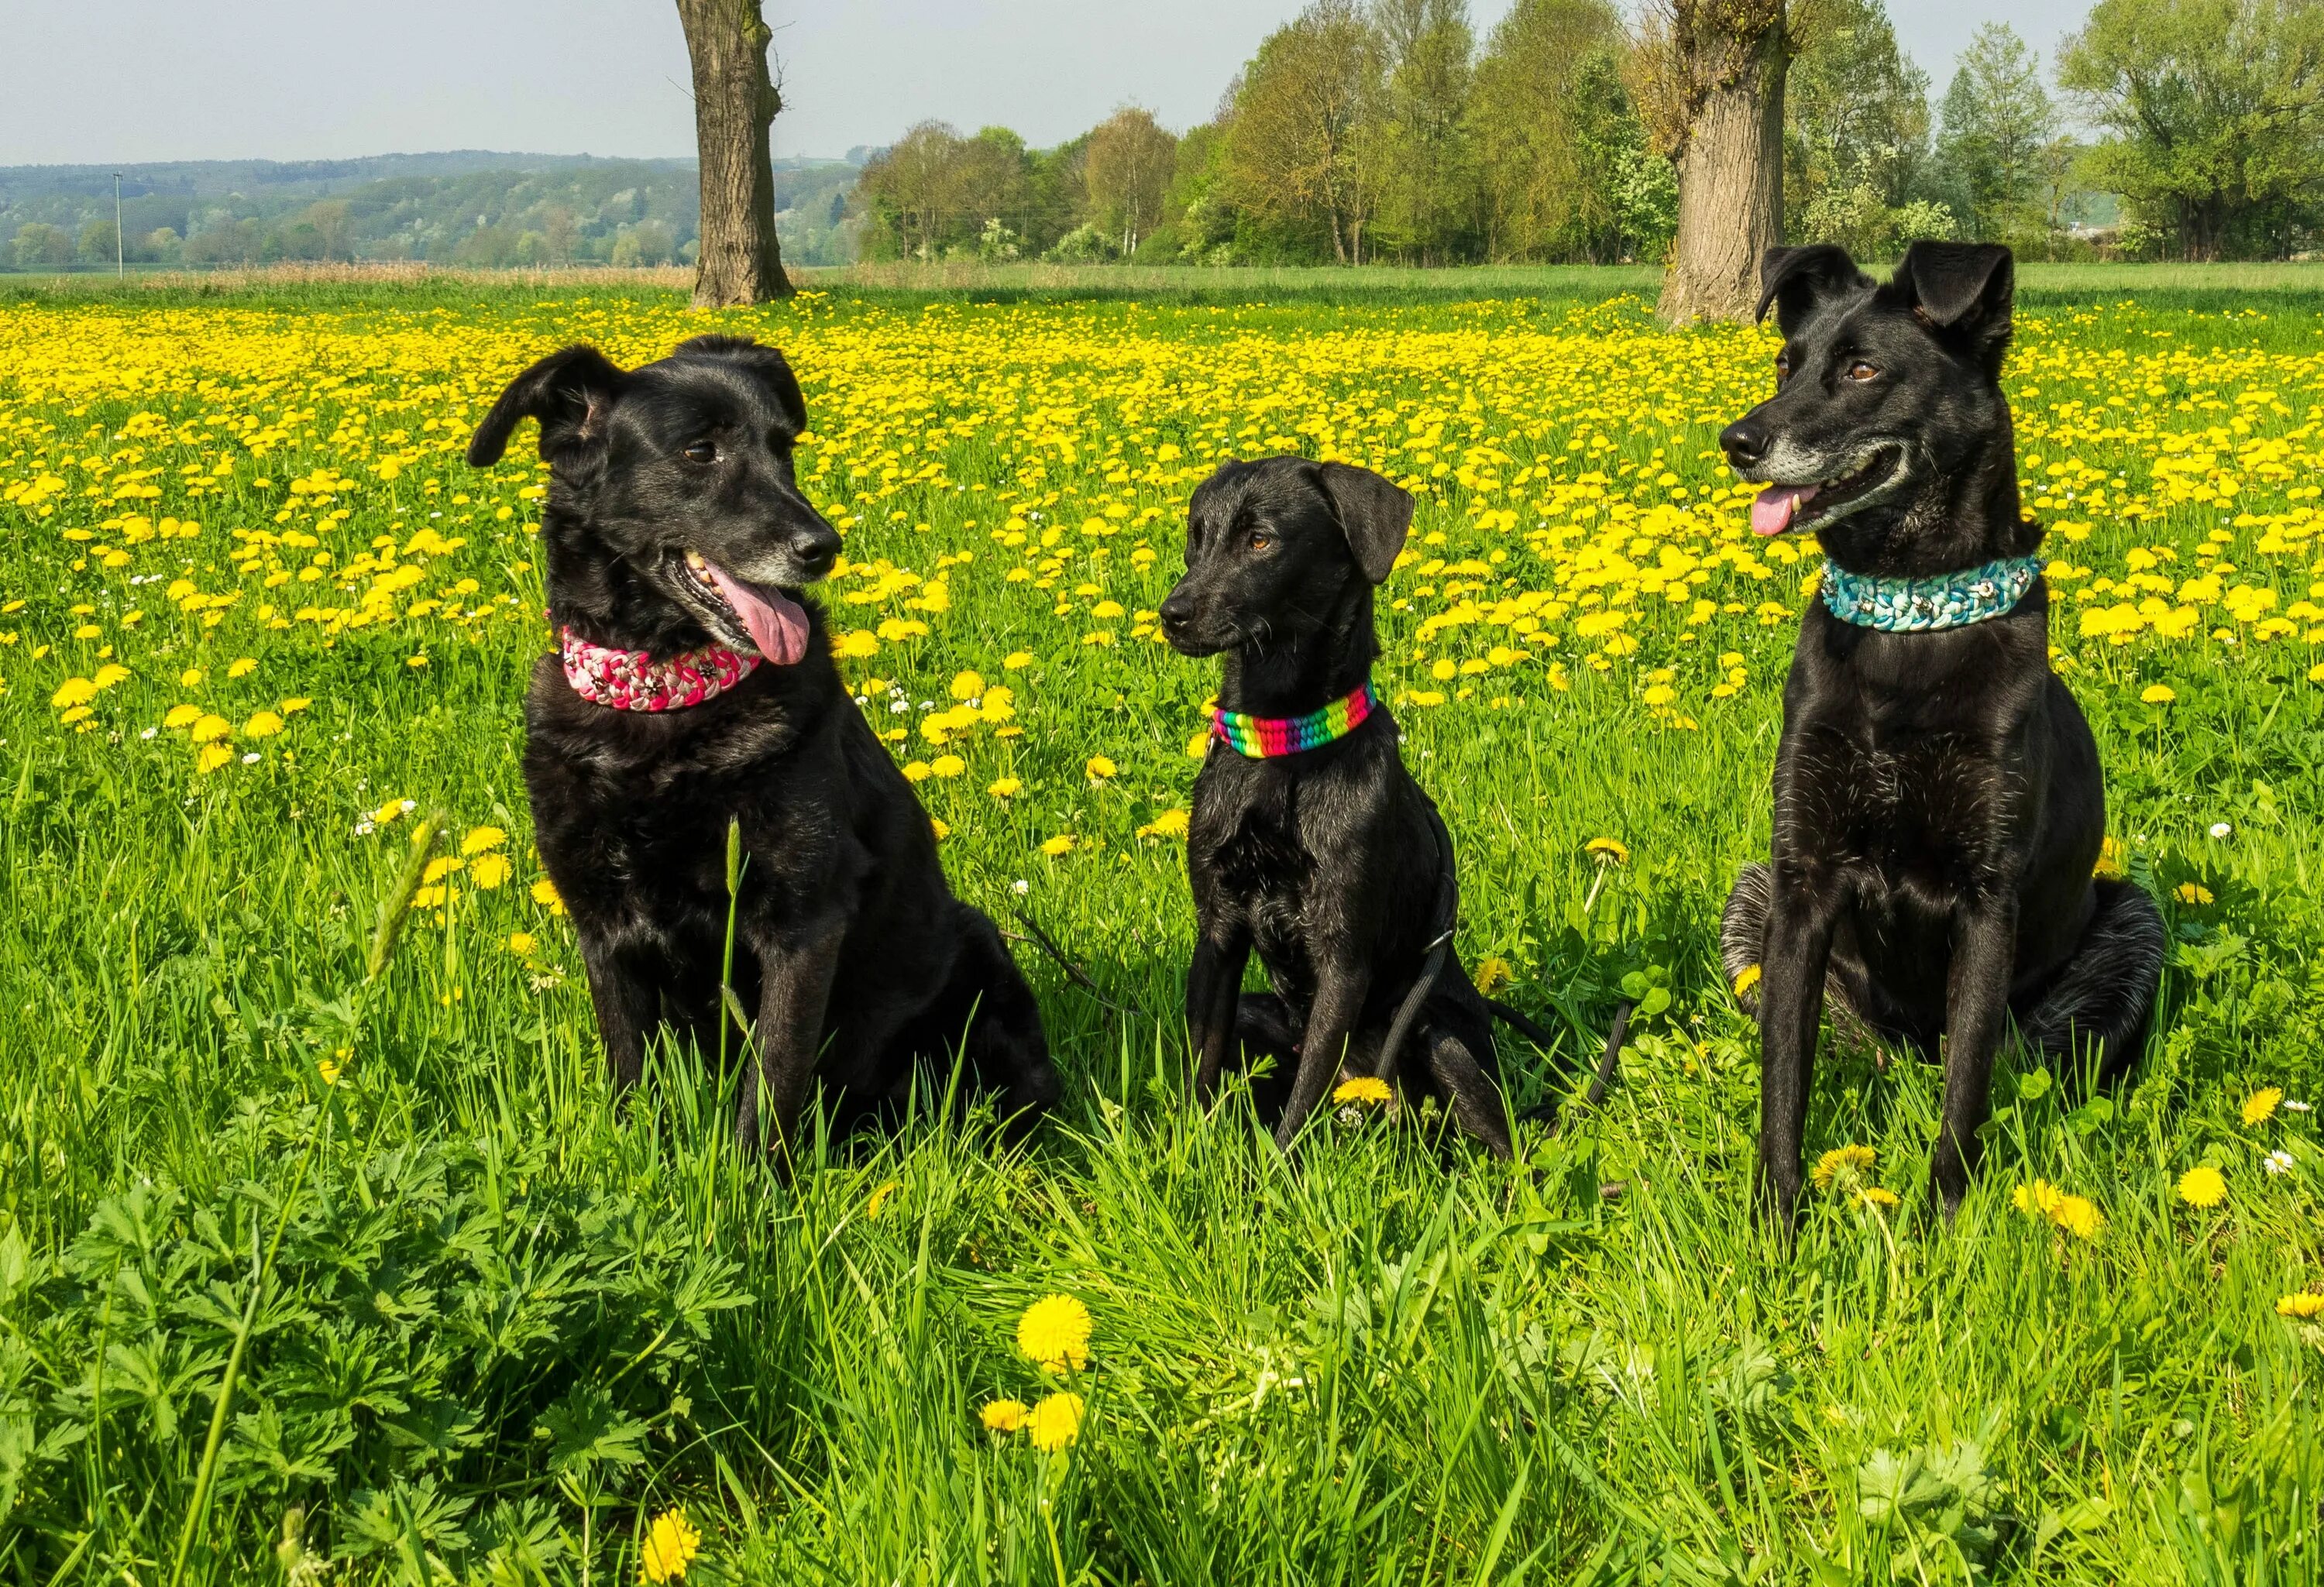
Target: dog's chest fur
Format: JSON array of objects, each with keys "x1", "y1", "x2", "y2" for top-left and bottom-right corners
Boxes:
[{"x1": 1779, "y1": 611, "x2": 2047, "y2": 902}]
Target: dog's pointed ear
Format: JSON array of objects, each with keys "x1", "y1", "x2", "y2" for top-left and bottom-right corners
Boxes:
[
  {"x1": 1316, "y1": 462, "x2": 1412, "y2": 585},
  {"x1": 672, "y1": 333, "x2": 808, "y2": 431},
  {"x1": 1755, "y1": 244, "x2": 1870, "y2": 331},
  {"x1": 467, "y1": 344, "x2": 626, "y2": 467},
  {"x1": 1895, "y1": 241, "x2": 2014, "y2": 372}
]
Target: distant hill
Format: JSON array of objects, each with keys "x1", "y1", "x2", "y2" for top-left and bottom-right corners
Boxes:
[{"x1": 0, "y1": 151, "x2": 861, "y2": 270}]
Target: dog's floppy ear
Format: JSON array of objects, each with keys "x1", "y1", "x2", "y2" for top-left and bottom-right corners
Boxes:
[
  {"x1": 672, "y1": 333, "x2": 809, "y2": 431},
  {"x1": 1895, "y1": 241, "x2": 2014, "y2": 373},
  {"x1": 1755, "y1": 244, "x2": 1869, "y2": 331},
  {"x1": 1315, "y1": 462, "x2": 1413, "y2": 585},
  {"x1": 466, "y1": 344, "x2": 626, "y2": 468}
]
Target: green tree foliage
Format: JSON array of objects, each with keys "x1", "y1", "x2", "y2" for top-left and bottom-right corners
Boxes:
[
  {"x1": 1372, "y1": 0, "x2": 1480, "y2": 263},
  {"x1": 1470, "y1": 0, "x2": 1648, "y2": 263},
  {"x1": 1223, "y1": 0, "x2": 1389, "y2": 263},
  {"x1": 1785, "y1": 0, "x2": 1954, "y2": 256},
  {"x1": 1936, "y1": 25, "x2": 2060, "y2": 245},
  {"x1": 2060, "y1": 0, "x2": 2324, "y2": 259},
  {"x1": 1085, "y1": 108, "x2": 1180, "y2": 256}
]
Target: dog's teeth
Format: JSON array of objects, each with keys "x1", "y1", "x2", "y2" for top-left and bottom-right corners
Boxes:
[{"x1": 684, "y1": 550, "x2": 705, "y2": 569}]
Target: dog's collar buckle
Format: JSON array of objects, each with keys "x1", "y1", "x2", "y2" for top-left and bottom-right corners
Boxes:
[
  {"x1": 1211, "y1": 680, "x2": 1377, "y2": 758},
  {"x1": 559, "y1": 625, "x2": 761, "y2": 711},
  {"x1": 1820, "y1": 555, "x2": 2042, "y2": 633}
]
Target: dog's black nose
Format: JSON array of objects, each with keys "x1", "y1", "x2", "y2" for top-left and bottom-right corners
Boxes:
[
  {"x1": 1157, "y1": 589, "x2": 1196, "y2": 633},
  {"x1": 794, "y1": 520, "x2": 842, "y2": 579},
  {"x1": 1721, "y1": 418, "x2": 1769, "y2": 469}
]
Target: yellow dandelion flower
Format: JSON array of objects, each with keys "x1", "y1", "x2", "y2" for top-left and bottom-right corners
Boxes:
[
  {"x1": 178, "y1": 667, "x2": 203, "y2": 688},
  {"x1": 980, "y1": 1398, "x2": 1030, "y2": 1433},
  {"x1": 226, "y1": 656, "x2": 258, "y2": 678},
  {"x1": 189, "y1": 713, "x2": 232, "y2": 744},
  {"x1": 507, "y1": 931, "x2": 537, "y2": 957},
  {"x1": 163, "y1": 702, "x2": 202, "y2": 729},
  {"x1": 2277, "y1": 1291, "x2": 2324, "y2": 1319},
  {"x1": 988, "y1": 776, "x2": 1023, "y2": 798},
  {"x1": 1812, "y1": 1144, "x2": 1876, "y2": 1190},
  {"x1": 317, "y1": 1052, "x2": 345, "y2": 1087},
  {"x1": 421, "y1": 855, "x2": 466, "y2": 884},
  {"x1": 1085, "y1": 754, "x2": 1117, "y2": 781},
  {"x1": 2176, "y1": 1165, "x2": 2227, "y2": 1208},
  {"x1": 866, "y1": 1179, "x2": 900, "y2": 1219},
  {"x1": 469, "y1": 852, "x2": 512, "y2": 889},
  {"x1": 1858, "y1": 1186, "x2": 1900, "y2": 1211},
  {"x1": 2054, "y1": 1194, "x2": 2105, "y2": 1242},
  {"x1": 951, "y1": 670, "x2": 985, "y2": 699},
  {"x1": 1040, "y1": 834, "x2": 1075, "y2": 857},
  {"x1": 1002, "y1": 651, "x2": 1034, "y2": 670},
  {"x1": 638, "y1": 1506, "x2": 701, "y2": 1584},
  {"x1": 280, "y1": 696, "x2": 312, "y2": 714},
  {"x1": 1185, "y1": 730, "x2": 1211, "y2": 759},
  {"x1": 1584, "y1": 837, "x2": 1629, "y2": 865},
  {"x1": 242, "y1": 709, "x2": 284, "y2": 739},
  {"x1": 1332, "y1": 1075, "x2": 1393, "y2": 1106},
  {"x1": 1473, "y1": 956, "x2": 1512, "y2": 995},
  {"x1": 373, "y1": 797, "x2": 407, "y2": 825},
  {"x1": 2242, "y1": 1087, "x2": 2283, "y2": 1126},
  {"x1": 1016, "y1": 1293, "x2": 1093, "y2": 1370},
  {"x1": 2093, "y1": 836, "x2": 2128, "y2": 880},
  {"x1": 461, "y1": 825, "x2": 507, "y2": 855},
  {"x1": 531, "y1": 878, "x2": 567, "y2": 915},
  {"x1": 2175, "y1": 881, "x2": 2214, "y2": 906},
  {"x1": 833, "y1": 628, "x2": 878, "y2": 658},
  {"x1": 1026, "y1": 1392, "x2": 1085, "y2": 1452},
  {"x1": 930, "y1": 754, "x2": 966, "y2": 778},
  {"x1": 1136, "y1": 809, "x2": 1190, "y2": 840},
  {"x1": 1731, "y1": 964, "x2": 1762, "y2": 998},
  {"x1": 195, "y1": 743, "x2": 234, "y2": 774},
  {"x1": 2140, "y1": 684, "x2": 2175, "y2": 704}
]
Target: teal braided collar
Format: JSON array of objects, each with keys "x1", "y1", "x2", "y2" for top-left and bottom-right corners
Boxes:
[{"x1": 1820, "y1": 555, "x2": 2042, "y2": 633}]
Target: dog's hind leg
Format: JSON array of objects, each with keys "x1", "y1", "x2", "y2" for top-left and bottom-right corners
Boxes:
[
  {"x1": 1415, "y1": 1011, "x2": 1511, "y2": 1159},
  {"x1": 2016, "y1": 879, "x2": 2166, "y2": 1087},
  {"x1": 951, "y1": 906, "x2": 1061, "y2": 1138}
]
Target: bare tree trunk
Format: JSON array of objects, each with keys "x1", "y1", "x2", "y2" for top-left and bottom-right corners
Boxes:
[
  {"x1": 1650, "y1": 5, "x2": 1788, "y2": 324},
  {"x1": 677, "y1": 0, "x2": 792, "y2": 306}
]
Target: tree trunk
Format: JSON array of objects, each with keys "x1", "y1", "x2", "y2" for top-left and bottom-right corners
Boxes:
[
  {"x1": 677, "y1": 0, "x2": 792, "y2": 306},
  {"x1": 1657, "y1": 12, "x2": 1787, "y2": 325}
]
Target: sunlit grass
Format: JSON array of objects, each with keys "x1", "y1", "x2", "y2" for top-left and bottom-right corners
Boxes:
[{"x1": 0, "y1": 278, "x2": 2319, "y2": 1583}]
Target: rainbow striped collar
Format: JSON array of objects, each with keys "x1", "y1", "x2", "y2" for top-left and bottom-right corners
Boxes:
[{"x1": 1210, "y1": 680, "x2": 1377, "y2": 758}]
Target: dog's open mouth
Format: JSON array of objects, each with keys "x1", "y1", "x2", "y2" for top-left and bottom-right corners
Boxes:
[
  {"x1": 1749, "y1": 446, "x2": 1901, "y2": 537},
  {"x1": 678, "y1": 548, "x2": 810, "y2": 665}
]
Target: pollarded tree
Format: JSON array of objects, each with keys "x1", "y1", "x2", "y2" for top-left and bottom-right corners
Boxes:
[
  {"x1": 676, "y1": 0, "x2": 793, "y2": 304},
  {"x1": 1632, "y1": 0, "x2": 1795, "y2": 322},
  {"x1": 1085, "y1": 109, "x2": 1179, "y2": 256}
]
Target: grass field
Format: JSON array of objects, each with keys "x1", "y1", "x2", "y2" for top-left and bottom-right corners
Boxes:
[{"x1": 2, "y1": 273, "x2": 2321, "y2": 1584}]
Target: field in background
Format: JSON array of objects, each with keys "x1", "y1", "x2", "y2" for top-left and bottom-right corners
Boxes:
[
  {"x1": 1, "y1": 277, "x2": 2320, "y2": 1582},
  {"x1": 15, "y1": 258, "x2": 2324, "y2": 308}
]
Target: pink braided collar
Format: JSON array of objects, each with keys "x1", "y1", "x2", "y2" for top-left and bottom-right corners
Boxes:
[{"x1": 559, "y1": 626, "x2": 761, "y2": 711}]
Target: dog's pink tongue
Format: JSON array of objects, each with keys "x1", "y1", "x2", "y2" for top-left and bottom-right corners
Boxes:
[
  {"x1": 1751, "y1": 483, "x2": 1819, "y2": 537},
  {"x1": 706, "y1": 562, "x2": 809, "y2": 665}
]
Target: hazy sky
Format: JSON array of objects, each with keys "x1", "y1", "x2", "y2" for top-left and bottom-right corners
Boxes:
[{"x1": 3, "y1": 1, "x2": 2097, "y2": 168}]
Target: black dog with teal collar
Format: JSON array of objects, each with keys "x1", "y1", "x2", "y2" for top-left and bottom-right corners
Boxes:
[{"x1": 1717, "y1": 242, "x2": 2164, "y2": 1232}]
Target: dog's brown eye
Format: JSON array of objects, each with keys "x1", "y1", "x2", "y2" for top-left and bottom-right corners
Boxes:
[
  {"x1": 682, "y1": 440, "x2": 717, "y2": 464},
  {"x1": 1249, "y1": 532, "x2": 1274, "y2": 552},
  {"x1": 1848, "y1": 361, "x2": 1879, "y2": 383},
  {"x1": 1773, "y1": 354, "x2": 1790, "y2": 381}
]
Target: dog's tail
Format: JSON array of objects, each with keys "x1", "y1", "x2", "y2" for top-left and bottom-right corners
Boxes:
[{"x1": 1501, "y1": 997, "x2": 1632, "y2": 1129}]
